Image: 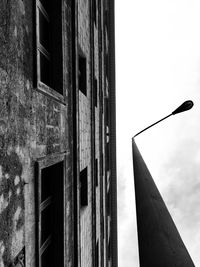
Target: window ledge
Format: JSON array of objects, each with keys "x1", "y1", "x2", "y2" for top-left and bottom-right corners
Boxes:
[{"x1": 36, "y1": 81, "x2": 66, "y2": 105}]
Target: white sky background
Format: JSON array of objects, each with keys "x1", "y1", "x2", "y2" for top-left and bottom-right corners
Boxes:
[{"x1": 116, "y1": 1, "x2": 200, "y2": 266}]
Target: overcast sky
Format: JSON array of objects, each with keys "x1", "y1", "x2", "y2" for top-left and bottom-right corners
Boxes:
[{"x1": 116, "y1": 1, "x2": 200, "y2": 266}]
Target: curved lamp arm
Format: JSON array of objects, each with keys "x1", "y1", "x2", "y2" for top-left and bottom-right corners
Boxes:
[{"x1": 134, "y1": 100, "x2": 194, "y2": 138}]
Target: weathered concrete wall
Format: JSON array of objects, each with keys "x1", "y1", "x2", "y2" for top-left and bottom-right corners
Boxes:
[
  {"x1": 0, "y1": 0, "x2": 74, "y2": 266},
  {"x1": 78, "y1": 0, "x2": 93, "y2": 266},
  {"x1": 0, "y1": 0, "x2": 32, "y2": 265},
  {"x1": 0, "y1": 0, "x2": 116, "y2": 266}
]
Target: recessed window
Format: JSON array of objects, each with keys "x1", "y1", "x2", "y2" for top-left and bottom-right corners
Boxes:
[
  {"x1": 80, "y1": 167, "x2": 88, "y2": 206},
  {"x1": 93, "y1": 0, "x2": 97, "y2": 26},
  {"x1": 105, "y1": 53, "x2": 109, "y2": 78},
  {"x1": 40, "y1": 0, "x2": 51, "y2": 13},
  {"x1": 36, "y1": 159, "x2": 64, "y2": 266},
  {"x1": 100, "y1": 152, "x2": 104, "y2": 177},
  {"x1": 79, "y1": 52, "x2": 87, "y2": 96},
  {"x1": 95, "y1": 158, "x2": 98, "y2": 187},
  {"x1": 106, "y1": 142, "x2": 110, "y2": 171},
  {"x1": 104, "y1": 9, "x2": 109, "y2": 28},
  {"x1": 36, "y1": 0, "x2": 63, "y2": 95},
  {"x1": 107, "y1": 189, "x2": 111, "y2": 215},
  {"x1": 108, "y1": 236, "x2": 111, "y2": 259},
  {"x1": 95, "y1": 240, "x2": 99, "y2": 267},
  {"x1": 94, "y1": 78, "x2": 98, "y2": 107},
  {"x1": 105, "y1": 98, "x2": 109, "y2": 126}
]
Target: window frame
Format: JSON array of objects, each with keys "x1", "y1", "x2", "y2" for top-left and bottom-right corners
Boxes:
[
  {"x1": 35, "y1": 153, "x2": 66, "y2": 267},
  {"x1": 95, "y1": 158, "x2": 98, "y2": 187},
  {"x1": 95, "y1": 240, "x2": 99, "y2": 267},
  {"x1": 93, "y1": 0, "x2": 97, "y2": 26},
  {"x1": 94, "y1": 77, "x2": 98, "y2": 107},
  {"x1": 35, "y1": 0, "x2": 66, "y2": 104},
  {"x1": 80, "y1": 166, "x2": 88, "y2": 207},
  {"x1": 78, "y1": 48, "x2": 87, "y2": 96}
]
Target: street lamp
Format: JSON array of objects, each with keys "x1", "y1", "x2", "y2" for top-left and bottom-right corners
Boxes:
[
  {"x1": 134, "y1": 100, "x2": 194, "y2": 138},
  {"x1": 132, "y1": 99, "x2": 195, "y2": 266}
]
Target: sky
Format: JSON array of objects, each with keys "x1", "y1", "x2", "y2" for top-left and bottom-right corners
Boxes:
[{"x1": 115, "y1": 1, "x2": 200, "y2": 266}]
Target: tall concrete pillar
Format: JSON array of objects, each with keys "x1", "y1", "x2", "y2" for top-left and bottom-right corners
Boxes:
[{"x1": 132, "y1": 139, "x2": 195, "y2": 267}]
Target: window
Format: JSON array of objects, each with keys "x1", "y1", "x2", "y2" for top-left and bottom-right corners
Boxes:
[
  {"x1": 100, "y1": 152, "x2": 104, "y2": 177},
  {"x1": 78, "y1": 51, "x2": 87, "y2": 96},
  {"x1": 104, "y1": 9, "x2": 109, "y2": 28},
  {"x1": 93, "y1": 0, "x2": 97, "y2": 26},
  {"x1": 94, "y1": 78, "x2": 98, "y2": 107},
  {"x1": 105, "y1": 98, "x2": 109, "y2": 126},
  {"x1": 80, "y1": 167, "x2": 88, "y2": 206},
  {"x1": 95, "y1": 240, "x2": 99, "y2": 267},
  {"x1": 95, "y1": 158, "x2": 98, "y2": 187},
  {"x1": 107, "y1": 189, "x2": 111, "y2": 215},
  {"x1": 36, "y1": 0, "x2": 63, "y2": 96},
  {"x1": 105, "y1": 54, "x2": 109, "y2": 77},
  {"x1": 106, "y1": 142, "x2": 110, "y2": 171},
  {"x1": 108, "y1": 236, "x2": 111, "y2": 259},
  {"x1": 36, "y1": 158, "x2": 64, "y2": 267}
]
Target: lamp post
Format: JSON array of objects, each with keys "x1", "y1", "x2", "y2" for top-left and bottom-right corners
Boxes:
[
  {"x1": 132, "y1": 100, "x2": 195, "y2": 267},
  {"x1": 134, "y1": 100, "x2": 194, "y2": 138}
]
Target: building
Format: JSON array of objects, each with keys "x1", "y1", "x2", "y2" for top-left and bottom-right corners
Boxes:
[
  {"x1": 132, "y1": 139, "x2": 195, "y2": 267},
  {"x1": 0, "y1": 0, "x2": 117, "y2": 266}
]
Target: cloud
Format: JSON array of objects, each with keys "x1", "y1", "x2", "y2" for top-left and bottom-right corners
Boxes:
[
  {"x1": 117, "y1": 166, "x2": 128, "y2": 220},
  {"x1": 118, "y1": 220, "x2": 139, "y2": 267},
  {"x1": 157, "y1": 136, "x2": 200, "y2": 265},
  {"x1": 117, "y1": 157, "x2": 139, "y2": 266},
  {"x1": 116, "y1": 0, "x2": 200, "y2": 265}
]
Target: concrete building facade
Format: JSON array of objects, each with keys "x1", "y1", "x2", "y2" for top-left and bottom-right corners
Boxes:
[{"x1": 0, "y1": 0, "x2": 117, "y2": 266}]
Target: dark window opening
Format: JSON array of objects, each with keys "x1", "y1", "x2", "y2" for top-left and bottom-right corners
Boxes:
[
  {"x1": 94, "y1": 78, "x2": 98, "y2": 107},
  {"x1": 95, "y1": 158, "x2": 98, "y2": 187},
  {"x1": 80, "y1": 167, "x2": 88, "y2": 206},
  {"x1": 37, "y1": 160, "x2": 64, "y2": 267},
  {"x1": 105, "y1": 98, "x2": 109, "y2": 126},
  {"x1": 105, "y1": 53, "x2": 109, "y2": 76},
  {"x1": 40, "y1": 52, "x2": 51, "y2": 86},
  {"x1": 39, "y1": 10, "x2": 51, "y2": 53},
  {"x1": 41, "y1": 203, "x2": 52, "y2": 244},
  {"x1": 40, "y1": 0, "x2": 51, "y2": 13},
  {"x1": 100, "y1": 152, "x2": 104, "y2": 177},
  {"x1": 102, "y1": 214, "x2": 104, "y2": 239},
  {"x1": 95, "y1": 240, "x2": 99, "y2": 267},
  {"x1": 41, "y1": 243, "x2": 52, "y2": 267},
  {"x1": 37, "y1": 0, "x2": 63, "y2": 94},
  {"x1": 79, "y1": 52, "x2": 87, "y2": 96},
  {"x1": 108, "y1": 237, "x2": 111, "y2": 259},
  {"x1": 93, "y1": 0, "x2": 97, "y2": 26},
  {"x1": 107, "y1": 189, "x2": 111, "y2": 216},
  {"x1": 106, "y1": 142, "x2": 110, "y2": 171},
  {"x1": 104, "y1": 9, "x2": 109, "y2": 28}
]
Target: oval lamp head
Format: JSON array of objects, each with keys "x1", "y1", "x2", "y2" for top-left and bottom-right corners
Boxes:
[{"x1": 172, "y1": 100, "x2": 194, "y2": 115}]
